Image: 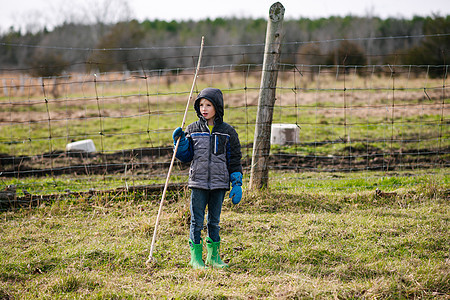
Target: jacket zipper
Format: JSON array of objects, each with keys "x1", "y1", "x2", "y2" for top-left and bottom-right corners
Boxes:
[{"x1": 207, "y1": 122, "x2": 212, "y2": 189}]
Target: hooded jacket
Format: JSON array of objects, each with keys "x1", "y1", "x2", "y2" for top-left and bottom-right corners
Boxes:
[{"x1": 175, "y1": 88, "x2": 242, "y2": 190}]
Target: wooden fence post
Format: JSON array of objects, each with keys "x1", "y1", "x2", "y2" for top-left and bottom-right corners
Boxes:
[{"x1": 249, "y1": 2, "x2": 285, "y2": 190}]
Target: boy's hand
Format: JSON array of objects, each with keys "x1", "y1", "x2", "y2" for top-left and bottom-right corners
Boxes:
[
  {"x1": 172, "y1": 127, "x2": 189, "y2": 155},
  {"x1": 172, "y1": 127, "x2": 192, "y2": 162},
  {"x1": 230, "y1": 172, "x2": 242, "y2": 204},
  {"x1": 172, "y1": 127, "x2": 185, "y2": 143}
]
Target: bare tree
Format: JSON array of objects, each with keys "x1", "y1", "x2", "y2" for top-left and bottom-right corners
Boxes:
[
  {"x1": 79, "y1": 0, "x2": 133, "y2": 25},
  {"x1": 14, "y1": 0, "x2": 134, "y2": 33}
]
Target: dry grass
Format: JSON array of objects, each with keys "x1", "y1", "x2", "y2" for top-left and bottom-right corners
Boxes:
[{"x1": 0, "y1": 172, "x2": 448, "y2": 299}]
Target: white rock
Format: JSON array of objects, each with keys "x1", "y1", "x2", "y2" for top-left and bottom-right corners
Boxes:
[
  {"x1": 66, "y1": 139, "x2": 96, "y2": 153},
  {"x1": 271, "y1": 124, "x2": 300, "y2": 145}
]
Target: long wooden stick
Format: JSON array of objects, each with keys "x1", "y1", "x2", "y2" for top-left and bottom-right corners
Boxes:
[{"x1": 146, "y1": 36, "x2": 205, "y2": 264}]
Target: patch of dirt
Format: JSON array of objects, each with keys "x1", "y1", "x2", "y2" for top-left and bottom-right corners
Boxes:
[{"x1": 1, "y1": 144, "x2": 447, "y2": 179}]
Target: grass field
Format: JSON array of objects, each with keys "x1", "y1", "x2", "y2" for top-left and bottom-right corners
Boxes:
[
  {"x1": 1, "y1": 71, "x2": 447, "y2": 155},
  {"x1": 1, "y1": 170, "x2": 449, "y2": 299},
  {"x1": 1, "y1": 72, "x2": 447, "y2": 195},
  {"x1": 1, "y1": 69, "x2": 448, "y2": 298}
]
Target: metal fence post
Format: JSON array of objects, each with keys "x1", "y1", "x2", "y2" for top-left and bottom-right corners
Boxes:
[{"x1": 250, "y1": 2, "x2": 285, "y2": 190}]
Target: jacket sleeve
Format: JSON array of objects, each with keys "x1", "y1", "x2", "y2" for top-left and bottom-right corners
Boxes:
[
  {"x1": 175, "y1": 126, "x2": 194, "y2": 163},
  {"x1": 227, "y1": 127, "x2": 243, "y2": 174},
  {"x1": 175, "y1": 137, "x2": 193, "y2": 163}
]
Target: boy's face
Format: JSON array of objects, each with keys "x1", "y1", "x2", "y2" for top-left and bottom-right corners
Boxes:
[{"x1": 199, "y1": 98, "x2": 216, "y2": 125}]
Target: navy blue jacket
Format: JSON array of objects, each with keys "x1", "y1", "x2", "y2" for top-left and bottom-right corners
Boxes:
[{"x1": 175, "y1": 88, "x2": 242, "y2": 190}]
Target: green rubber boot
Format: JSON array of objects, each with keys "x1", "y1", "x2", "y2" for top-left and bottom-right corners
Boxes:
[
  {"x1": 205, "y1": 237, "x2": 229, "y2": 268},
  {"x1": 189, "y1": 239, "x2": 206, "y2": 269}
]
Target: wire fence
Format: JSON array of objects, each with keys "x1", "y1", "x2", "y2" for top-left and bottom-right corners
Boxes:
[{"x1": 0, "y1": 37, "x2": 448, "y2": 203}]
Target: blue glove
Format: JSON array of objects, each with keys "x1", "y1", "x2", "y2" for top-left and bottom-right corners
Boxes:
[
  {"x1": 172, "y1": 127, "x2": 185, "y2": 143},
  {"x1": 229, "y1": 172, "x2": 242, "y2": 205},
  {"x1": 173, "y1": 127, "x2": 188, "y2": 149}
]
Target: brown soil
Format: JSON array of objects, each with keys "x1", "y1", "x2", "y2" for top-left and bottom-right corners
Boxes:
[{"x1": 1, "y1": 143, "x2": 447, "y2": 179}]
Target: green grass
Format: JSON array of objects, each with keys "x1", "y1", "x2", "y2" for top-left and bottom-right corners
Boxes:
[
  {"x1": 0, "y1": 99, "x2": 201, "y2": 154},
  {"x1": 3, "y1": 173, "x2": 186, "y2": 197},
  {"x1": 1, "y1": 78, "x2": 447, "y2": 156},
  {"x1": 1, "y1": 171, "x2": 448, "y2": 299},
  {"x1": 1, "y1": 103, "x2": 445, "y2": 156},
  {"x1": 2, "y1": 168, "x2": 445, "y2": 197},
  {"x1": 1, "y1": 74, "x2": 448, "y2": 297}
]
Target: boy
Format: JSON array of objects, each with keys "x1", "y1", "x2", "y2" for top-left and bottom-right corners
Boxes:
[{"x1": 172, "y1": 87, "x2": 243, "y2": 269}]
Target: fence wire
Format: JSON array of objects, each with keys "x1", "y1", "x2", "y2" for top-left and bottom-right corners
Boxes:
[{"x1": 0, "y1": 39, "x2": 448, "y2": 202}]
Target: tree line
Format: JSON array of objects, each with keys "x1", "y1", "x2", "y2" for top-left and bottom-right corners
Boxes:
[{"x1": 0, "y1": 15, "x2": 448, "y2": 77}]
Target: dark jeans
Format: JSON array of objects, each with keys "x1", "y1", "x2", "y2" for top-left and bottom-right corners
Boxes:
[{"x1": 189, "y1": 188, "x2": 226, "y2": 244}]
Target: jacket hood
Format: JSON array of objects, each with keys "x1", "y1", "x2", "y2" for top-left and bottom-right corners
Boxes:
[{"x1": 194, "y1": 88, "x2": 224, "y2": 124}]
